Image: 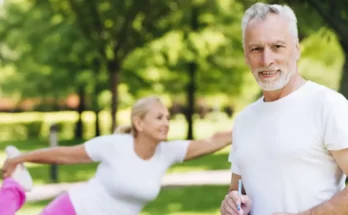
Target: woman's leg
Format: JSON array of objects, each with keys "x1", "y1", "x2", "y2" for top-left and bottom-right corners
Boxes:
[
  {"x1": 0, "y1": 178, "x2": 26, "y2": 215},
  {"x1": 40, "y1": 193, "x2": 76, "y2": 215}
]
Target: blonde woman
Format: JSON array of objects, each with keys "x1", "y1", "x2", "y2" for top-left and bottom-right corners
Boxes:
[{"x1": 1, "y1": 96, "x2": 232, "y2": 215}]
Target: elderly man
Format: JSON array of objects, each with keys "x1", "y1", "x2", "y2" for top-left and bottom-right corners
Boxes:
[{"x1": 220, "y1": 2, "x2": 348, "y2": 215}]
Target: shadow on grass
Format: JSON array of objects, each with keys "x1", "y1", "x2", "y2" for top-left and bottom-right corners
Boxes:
[
  {"x1": 0, "y1": 138, "x2": 85, "y2": 151},
  {"x1": 17, "y1": 199, "x2": 50, "y2": 215},
  {"x1": 18, "y1": 186, "x2": 228, "y2": 215},
  {"x1": 25, "y1": 163, "x2": 98, "y2": 184},
  {"x1": 140, "y1": 185, "x2": 229, "y2": 215},
  {"x1": 169, "y1": 152, "x2": 230, "y2": 173}
]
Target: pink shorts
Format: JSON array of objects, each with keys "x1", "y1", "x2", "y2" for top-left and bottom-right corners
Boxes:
[{"x1": 40, "y1": 193, "x2": 76, "y2": 215}]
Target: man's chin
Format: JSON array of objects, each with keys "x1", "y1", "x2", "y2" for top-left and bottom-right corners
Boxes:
[{"x1": 258, "y1": 81, "x2": 287, "y2": 91}]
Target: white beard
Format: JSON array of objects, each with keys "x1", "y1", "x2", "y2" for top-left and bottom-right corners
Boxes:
[
  {"x1": 257, "y1": 70, "x2": 293, "y2": 91},
  {"x1": 253, "y1": 64, "x2": 296, "y2": 91}
]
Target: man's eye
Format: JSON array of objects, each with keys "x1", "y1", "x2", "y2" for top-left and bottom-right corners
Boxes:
[{"x1": 251, "y1": 47, "x2": 260, "y2": 51}]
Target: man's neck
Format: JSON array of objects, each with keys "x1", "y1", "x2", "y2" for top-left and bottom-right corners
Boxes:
[{"x1": 263, "y1": 74, "x2": 306, "y2": 102}]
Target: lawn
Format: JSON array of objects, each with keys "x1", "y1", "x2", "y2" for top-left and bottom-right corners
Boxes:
[
  {"x1": 0, "y1": 113, "x2": 233, "y2": 214},
  {"x1": 18, "y1": 185, "x2": 228, "y2": 215}
]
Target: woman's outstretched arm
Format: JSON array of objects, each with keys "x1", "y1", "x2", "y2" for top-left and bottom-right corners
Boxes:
[
  {"x1": 2, "y1": 145, "x2": 92, "y2": 178},
  {"x1": 184, "y1": 130, "x2": 232, "y2": 161}
]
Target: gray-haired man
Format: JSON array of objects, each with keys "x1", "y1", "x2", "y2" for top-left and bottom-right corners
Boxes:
[{"x1": 220, "y1": 2, "x2": 348, "y2": 215}]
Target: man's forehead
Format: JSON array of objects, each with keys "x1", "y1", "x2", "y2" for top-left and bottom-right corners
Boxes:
[
  {"x1": 247, "y1": 14, "x2": 289, "y2": 31},
  {"x1": 245, "y1": 14, "x2": 291, "y2": 44},
  {"x1": 247, "y1": 13, "x2": 286, "y2": 27},
  {"x1": 247, "y1": 37, "x2": 288, "y2": 46}
]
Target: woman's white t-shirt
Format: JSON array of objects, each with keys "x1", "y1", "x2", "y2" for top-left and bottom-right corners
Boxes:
[{"x1": 68, "y1": 134, "x2": 190, "y2": 215}]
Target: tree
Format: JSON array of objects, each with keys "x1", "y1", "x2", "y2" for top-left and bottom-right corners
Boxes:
[
  {"x1": 0, "y1": 0, "x2": 104, "y2": 138},
  {"x1": 65, "y1": 0, "x2": 195, "y2": 132},
  {"x1": 296, "y1": 1, "x2": 348, "y2": 97},
  {"x1": 172, "y1": 0, "x2": 247, "y2": 139},
  {"x1": 0, "y1": 1, "x2": 90, "y2": 102},
  {"x1": 123, "y1": 0, "x2": 248, "y2": 139}
]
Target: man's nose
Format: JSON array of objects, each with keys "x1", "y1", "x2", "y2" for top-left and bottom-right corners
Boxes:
[{"x1": 261, "y1": 48, "x2": 275, "y2": 67}]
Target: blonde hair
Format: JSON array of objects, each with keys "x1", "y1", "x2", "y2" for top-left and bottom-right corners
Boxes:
[
  {"x1": 114, "y1": 125, "x2": 132, "y2": 134},
  {"x1": 114, "y1": 96, "x2": 162, "y2": 136}
]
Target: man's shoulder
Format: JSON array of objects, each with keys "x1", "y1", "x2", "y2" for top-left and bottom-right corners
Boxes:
[{"x1": 309, "y1": 81, "x2": 346, "y2": 104}]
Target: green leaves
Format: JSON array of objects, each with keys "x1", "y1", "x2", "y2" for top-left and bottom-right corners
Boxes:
[{"x1": 0, "y1": 0, "x2": 261, "y2": 113}]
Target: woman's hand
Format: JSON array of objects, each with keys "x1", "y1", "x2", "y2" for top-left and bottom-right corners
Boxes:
[{"x1": 2, "y1": 158, "x2": 19, "y2": 179}]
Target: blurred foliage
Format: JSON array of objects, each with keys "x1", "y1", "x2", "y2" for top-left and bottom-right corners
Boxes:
[
  {"x1": 299, "y1": 27, "x2": 344, "y2": 90},
  {"x1": 0, "y1": 0, "x2": 345, "y2": 116},
  {"x1": 278, "y1": 0, "x2": 348, "y2": 96},
  {"x1": 0, "y1": 0, "x2": 250, "y2": 128}
]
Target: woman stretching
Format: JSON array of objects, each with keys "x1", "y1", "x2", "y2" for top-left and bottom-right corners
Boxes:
[{"x1": 1, "y1": 96, "x2": 232, "y2": 215}]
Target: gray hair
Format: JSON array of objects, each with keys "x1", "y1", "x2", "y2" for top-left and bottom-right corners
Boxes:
[{"x1": 241, "y1": 3, "x2": 298, "y2": 46}]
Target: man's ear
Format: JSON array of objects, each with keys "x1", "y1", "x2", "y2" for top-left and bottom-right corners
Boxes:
[
  {"x1": 244, "y1": 49, "x2": 250, "y2": 66},
  {"x1": 295, "y1": 41, "x2": 301, "y2": 61}
]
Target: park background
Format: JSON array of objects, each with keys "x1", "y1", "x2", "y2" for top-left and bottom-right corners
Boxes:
[{"x1": 0, "y1": 0, "x2": 347, "y2": 214}]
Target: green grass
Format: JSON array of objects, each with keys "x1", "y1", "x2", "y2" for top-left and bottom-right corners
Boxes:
[{"x1": 17, "y1": 185, "x2": 228, "y2": 215}]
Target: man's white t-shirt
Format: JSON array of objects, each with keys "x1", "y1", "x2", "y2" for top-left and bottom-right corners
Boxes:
[
  {"x1": 68, "y1": 134, "x2": 189, "y2": 215},
  {"x1": 229, "y1": 81, "x2": 348, "y2": 214}
]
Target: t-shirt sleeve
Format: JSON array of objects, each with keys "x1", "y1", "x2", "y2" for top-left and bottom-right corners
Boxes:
[
  {"x1": 228, "y1": 145, "x2": 241, "y2": 175},
  {"x1": 228, "y1": 122, "x2": 241, "y2": 175},
  {"x1": 324, "y1": 93, "x2": 348, "y2": 151},
  {"x1": 162, "y1": 140, "x2": 191, "y2": 165},
  {"x1": 84, "y1": 135, "x2": 115, "y2": 162}
]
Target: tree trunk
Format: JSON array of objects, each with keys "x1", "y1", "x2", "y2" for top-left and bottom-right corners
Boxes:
[
  {"x1": 53, "y1": 95, "x2": 60, "y2": 111},
  {"x1": 92, "y1": 58, "x2": 101, "y2": 137},
  {"x1": 186, "y1": 62, "x2": 197, "y2": 140},
  {"x1": 185, "y1": 6, "x2": 199, "y2": 140},
  {"x1": 109, "y1": 61, "x2": 120, "y2": 133},
  {"x1": 338, "y1": 43, "x2": 348, "y2": 99},
  {"x1": 75, "y1": 87, "x2": 85, "y2": 139},
  {"x1": 95, "y1": 110, "x2": 100, "y2": 136}
]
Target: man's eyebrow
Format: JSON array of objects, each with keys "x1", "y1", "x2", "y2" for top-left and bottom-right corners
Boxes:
[
  {"x1": 246, "y1": 41, "x2": 287, "y2": 50},
  {"x1": 247, "y1": 43, "x2": 262, "y2": 48},
  {"x1": 272, "y1": 40, "x2": 287, "y2": 45}
]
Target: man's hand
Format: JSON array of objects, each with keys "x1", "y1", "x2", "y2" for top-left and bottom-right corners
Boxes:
[{"x1": 220, "y1": 190, "x2": 252, "y2": 215}]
